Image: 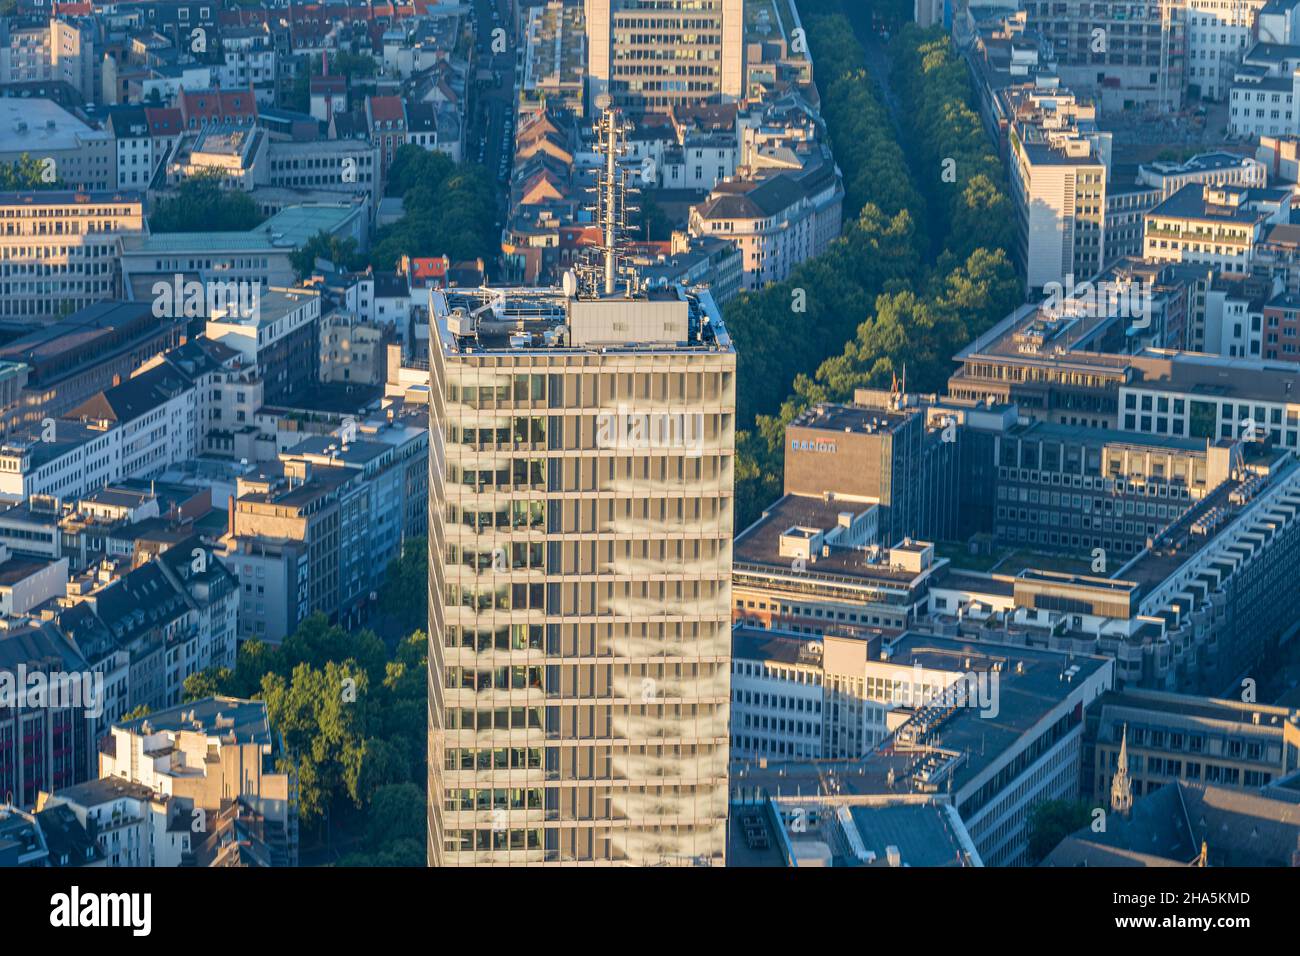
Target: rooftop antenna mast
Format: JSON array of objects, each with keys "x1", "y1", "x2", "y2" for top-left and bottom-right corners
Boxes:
[{"x1": 579, "y1": 95, "x2": 639, "y2": 298}]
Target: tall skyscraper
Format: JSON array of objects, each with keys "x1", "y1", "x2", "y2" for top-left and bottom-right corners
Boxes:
[
  {"x1": 427, "y1": 106, "x2": 736, "y2": 865},
  {"x1": 584, "y1": 0, "x2": 744, "y2": 114}
]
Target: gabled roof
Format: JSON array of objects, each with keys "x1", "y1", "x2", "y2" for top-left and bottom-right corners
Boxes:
[
  {"x1": 69, "y1": 361, "x2": 195, "y2": 425},
  {"x1": 90, "y1": 561, "x2": 188, "y2": 645}
]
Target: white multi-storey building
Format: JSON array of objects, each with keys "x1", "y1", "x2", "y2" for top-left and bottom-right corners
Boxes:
[
  {"x1": 1004, "y1": 82, "x2": 1111, "y2": 294},
  {"x1": 1185, "y1": 0, "x2": 1267, "y2": 100}
]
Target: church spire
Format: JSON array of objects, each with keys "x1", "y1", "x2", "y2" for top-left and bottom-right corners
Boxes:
[{"x1": 1110, "y1": 723, "x2": 1133, "y2": 818}]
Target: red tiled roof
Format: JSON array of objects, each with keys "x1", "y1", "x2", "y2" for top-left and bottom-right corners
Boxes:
[
  {"x1": 180, "y1": 89, "x2": 258, "y2": 122},
  {"x1": 367, "y1": 95, "x2": 406, "y2": 124},
  {"x1": 145, "y1": 107, "x2": 183, "y2": 135},
  {"x1": 411, "y1": 257, "x2": 449, "y2": 279}
]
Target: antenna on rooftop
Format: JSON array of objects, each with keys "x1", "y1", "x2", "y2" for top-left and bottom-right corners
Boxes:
[{"x1": 577, "y1": 97, "x2": 638, "y2": 299}]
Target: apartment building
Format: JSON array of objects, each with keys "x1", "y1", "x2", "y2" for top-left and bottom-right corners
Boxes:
[
  {"x1": 109, "y1": 107, "x2": 164, "y2": 191},
  {"x1": 730, "y1": 626, "x2": 999, "y2": 761},
  {"x1": 205, "y1": 286, "x2": 321, "y2": 405},
  {"x1": 1008, "y1": 94, "x2": 1110, "y2": 293},
  {"x1": 221, "y1": 535, "x2": 307, "y2": 644},
  {"x1": 948, "y1": 298, "x2": 1300, "y2": 456},
  {"x1": 0, "y1": 618, "x2": 115, "y2": 807},
  {"x1": 730, "y1": 633, "x2": 1115, "y2": 867},
  {"x1": 0, "y1": 190, "x2": 145, "y2": 322},
  {"x1": 1262, "y1": 289, "x2": 1300, "y2": 362},
  {"x1": 0, "y1": 301, "x2": 184, "y2": 433},
  {"x1": 429, "y1": 282, "x2": 736, "y2": 866},
  {"x1": 216, "y1": 25, "x2": 276, "y2": 104},
  {"x1": 0, "y1": 18, "x2": 96, "y2": 102},
  {"x1": 91, "y1": 697, "x2": 298, "y2": 866},
  {"x1": 521, "y1": 0, "x2": 587, "y2": 119},
  {"x1": 732, "y1": 496, "x2": 941, "y2": 641},
  {"x1": 230, "y1": 459, "x2": 367, "y2": 629},
  {"x1": 366, "y1": 95, "x2": 407, "y2": 182},
  {"x1": 178, "y1": 87, "x2": 258, "y2": 133},
  {"x1": 688, "y1": 147, "x2": 843, "y2": 291},
  {"x1": 1085, "y1": 688, "x2": 1300, "y2": 801},
  {"x1": 35, "y1": 777, "x2": 186, "y2": 867},
  {"x1": 584, "y1": 0, "x2": 744, "y2": 114},
  {"x1": 1143, "y1": 182, "x2": 1291, "y2": 274},
  {"x1": 1228, "y1": 41, "x2": 1300, "y2": 137},
  {"x1": 924, "y1": 445, "x2": 1300, "y2": 694},
  {"x1": 266, "y1": 139, "x2": 380, "y2": 213},
  {"x1": 1185, "y1": 0, "x2": 1267, "y2": 100},
  {"x1": 166, "y1": 124, "x2": 268, "y2": 191},
  {"x1": 989, "y1": 421, "x2": 1240, "y2": 560},
  {"x1": 1136, "y1": 150, "x2": 1268, "y2": 198},
  {"x1": 0, "y1": 97, "x2": 113, "y2": 191},
  {"x1": 118, "y1": 202, "x2": 366, "y2": 300}
]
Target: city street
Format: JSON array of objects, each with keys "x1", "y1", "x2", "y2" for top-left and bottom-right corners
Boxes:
[{"x1": 468, "y1": 0, "x2": 521, "y2": 245}]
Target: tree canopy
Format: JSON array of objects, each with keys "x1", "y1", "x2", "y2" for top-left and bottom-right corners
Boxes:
[
  {"x1": 151, "y1": 172, "x2": 266, "y2": 233},
  {"x1": 0, "y1": 154, "x2": 61, "y2": 190},
  {"x1": 367, "y1": 146, "x2": 498, "y2": 270},
  {"x1": 731, "y1": 4, "x2": 1020, "y2": 529},
  {"x1": 182, "y1": 615, "x2": 428, "y2": 863}
]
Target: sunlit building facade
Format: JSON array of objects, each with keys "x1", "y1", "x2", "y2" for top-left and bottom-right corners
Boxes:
[{"x1": 428, "y1": 283, "x2": 736, "y2": 865}]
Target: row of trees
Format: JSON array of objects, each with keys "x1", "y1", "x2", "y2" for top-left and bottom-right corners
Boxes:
[
  {"x1": 367, "y1": 145, "x2": 498, "y2": 270},
  {"x1": 731, "y1": 5, "x2": 1021, "y2": 529},
  {"x1": 182, "y1": 569, "x2": 429, "y2": 866},
  {"x1": 722, "y1": 8, "x2": 924, "y2": 435},
  {"x1": 888, "y1": 23, "x2": 1017, "y2": 265}
]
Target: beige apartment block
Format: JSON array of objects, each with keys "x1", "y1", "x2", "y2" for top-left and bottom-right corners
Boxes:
[
  {"x1": 0, "y1": 190, "x2": 144, "y2": 322},
  {"x1": 428, "y1": 284, "x2": 735, "y2": 865}
]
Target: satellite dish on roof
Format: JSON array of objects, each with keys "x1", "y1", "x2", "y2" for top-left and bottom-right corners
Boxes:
[
  {"x1": 562, "y1": 270, "x2": 577, "y2": 298},
  {"x1": 595, "y1": 92, "x2": 612, "y2": 111}
]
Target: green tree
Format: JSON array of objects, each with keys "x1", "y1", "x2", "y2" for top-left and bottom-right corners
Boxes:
[
  {"x1": 292, "y1": 231, "x2": 365, "y2": 279},
  {"x1": 151, "y1": 172, "x2": 266, "y2": 233},
  {"x1": 0, "y1": 153, "x2": 60, "y2": 191},
  {"x1": 368, "y1": 147, "x2": 497, "y2": 269},
  {"x1": 378, "y1": 538, "x2": 428, "y2": 635},
  {"x1": 1027, "y1": 798, "x2": 1094, "y2": 863},
  {"x1": 182, "y1": 667, "x2": 233, "y2": 703},
  {"x1": 261, "y1": 660, "x2": 375, "y2": 827},
  {"x1": 365, "y1": 782, "x2": 426, "y2": 848}
]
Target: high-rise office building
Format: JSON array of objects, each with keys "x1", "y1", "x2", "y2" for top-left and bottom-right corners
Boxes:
[
  {"x1": 584, "y1": 0, "x2": 744, "y2": 114},
  {"x1": 427, "y1": 277, "x2": 736, "y2": 865},
  {"x1": 429, "y1": 104, "x2": 735, "y2": 866}
]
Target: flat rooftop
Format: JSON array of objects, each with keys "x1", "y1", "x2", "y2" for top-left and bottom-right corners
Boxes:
[
  {"x1": 789, "y1": 402, "x2": 914, "y2": 436},
  {"x1": 1117, "y1": 457, "x2": 1298, "y2": 593},
  {"x1": 128, "y1": 203, "x2": 359, "y2": 254},
  {"x1": 733, "y1": 494, "x2": 935, "y2": 589},
  {"x1": 432, "y1": 284, "x2": 732, "y2": 356},
  {"x1": 1097, "y1": 688, "x2": 1298, "y2": 730},
  {"x1": 53, "y1": 776, "x2": 156, "y2": 807},
  {"x1": 0, "y1": 98, "x2": 109, "y2": 153},
  {"x1": 116, "y1": 695, "x2": 275, "y2": 748},
  {"x1": 735, "y1": 632, "x2": 1111, "y2": 803}
]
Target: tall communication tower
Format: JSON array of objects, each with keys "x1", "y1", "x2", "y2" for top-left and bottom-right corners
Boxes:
[{"x1": 577, "y1": 95, "x2": 640, "y2": 299}]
